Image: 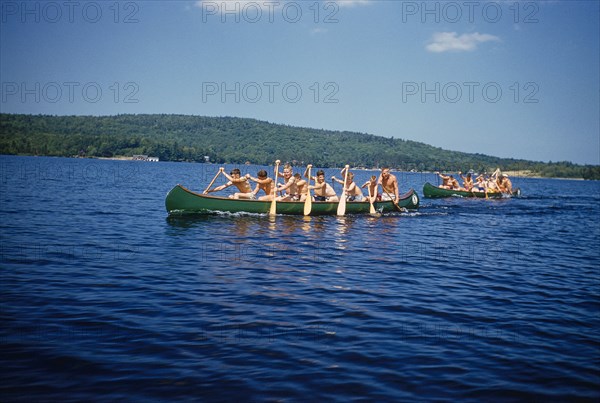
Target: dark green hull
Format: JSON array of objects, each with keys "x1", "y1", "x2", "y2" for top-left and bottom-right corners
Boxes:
[
  {"x1": 166, "y1": 185, "x2": 419, "y2": 216},
  {"x1": 423, "y1": 182, "x2": 520, "y2": 198}
]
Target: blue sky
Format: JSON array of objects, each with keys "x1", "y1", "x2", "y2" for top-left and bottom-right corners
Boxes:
[{"x1": 1, "y1": 0, "x2": 598, "y2": 165}]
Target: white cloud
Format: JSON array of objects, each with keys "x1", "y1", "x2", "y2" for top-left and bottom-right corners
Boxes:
[
  {"x1": 426, "y1": 32, "x2": 501, "y2": 53},
  {"x1": 334, "y1": 0, "x2": 372, "y2": 7},
  {"x1": 310, "y1": 27, "x2": 328, "y2": 35}
]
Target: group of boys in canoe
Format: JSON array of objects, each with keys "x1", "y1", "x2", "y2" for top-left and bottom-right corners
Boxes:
[
  {"x1": 204, "y1": 163, "x2": 402, "y2": 206},
  {"x1": 436, "y1": 168, "x2": 513, "y2": 194}
]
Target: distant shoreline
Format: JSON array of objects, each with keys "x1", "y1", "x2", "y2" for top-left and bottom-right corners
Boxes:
[
  {"x1": 0, "y1": 154, "x2": 592, "y2": 180},
  {"x1": 85, "y1": 156, "x2": 588, "y2": 180}
]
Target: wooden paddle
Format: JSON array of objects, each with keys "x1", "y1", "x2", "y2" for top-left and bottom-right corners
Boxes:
[
  {"x1": 337, "y1": 165, "x2": 350, "y2": 216},
  {"x1": 382, "y1": 187, "x2": 402, "y2": 212},
  {"x1": 303, "y1": 164, "x2": 312, "y2": 216},
  {"x1": 269, "y1": 160, "x2": 280, "y2": 216},
  {"x1": 203, "y1": 167, "x2": 223, "y2": 194},
  {"x1": 368, "y1": 184, "x2": 376, "y2": 214}
]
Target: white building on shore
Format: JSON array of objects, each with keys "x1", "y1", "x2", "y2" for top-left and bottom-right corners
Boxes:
[{"x1": 133, "y1": 155, "x2": 159, "y2": 162}]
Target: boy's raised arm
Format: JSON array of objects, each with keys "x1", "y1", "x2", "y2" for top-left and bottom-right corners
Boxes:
[{"x1": 303, "y1": 164, "x2": 313, "y2": 178}]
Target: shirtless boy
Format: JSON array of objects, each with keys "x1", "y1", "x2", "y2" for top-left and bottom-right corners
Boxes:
[
  {"x1": 309, "y1": 169, "x2": 339, "y2": 202},
  {"x1": 361, "y1": 175, "x2": 378, "y2": 203},
  {"x1": 497, "y1": 174, "x2": 513, "y2": 194},
  {"x1": 206, "y1": 168, "x2": 252, "y2": 198},
  {"x1": 294, "y1": 173, "x2": 307, "y2": 201},
  {"x1": 459, "y1": 171, "x2": 474, "y2": 191},
  {"x1": 379, "y1": 167, "x2": 400, "y2": 204},
  {"x1": 239, "y1": 170, "x2": 274, "y2": 200},
  {"x1": 473, "y1": 174, "x2": 487, "y2": 192},
  {"x1": 276, "y1": 164, "x2": 301, "y2": 201},
  {"x1": 437, "y1": 172, "x2": 460, "y2": 190},
  {"x1": 332, "y1": 167, "x2": 364, "y2": 201}
]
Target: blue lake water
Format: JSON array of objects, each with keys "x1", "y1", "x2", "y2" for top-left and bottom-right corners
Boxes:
[{"x1": 1, "y1": 155, "x2": 599, "y2": 401}]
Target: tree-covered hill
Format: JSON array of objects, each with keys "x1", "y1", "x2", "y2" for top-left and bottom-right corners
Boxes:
[{"x1": 1, "y1": 113, "x2": 598, "y2": 179}]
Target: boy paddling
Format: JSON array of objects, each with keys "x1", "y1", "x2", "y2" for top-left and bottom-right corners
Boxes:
[
  {"x1": 309, "y1": 169, "x2": 339, "y2": 202},
  {"x1": 205, "y1": 168, "x2": 252, "y2": 197},
  {"x1": 245, "y1": 170, "x2": 274, "y2": 200},
  {"x1": 378, "y1": 167, "x2": 400, "y2": 206},
  {"x1": 332, "y1": 167, "x2": 364, "y2": 201},
  {"x1": 275, "y1": 164, "x2": 301, "y2": 201}
]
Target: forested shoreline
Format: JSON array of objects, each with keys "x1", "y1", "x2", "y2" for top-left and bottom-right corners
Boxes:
[{"x1": 1, "y1": 113, "x2": 598, "y2": 179}]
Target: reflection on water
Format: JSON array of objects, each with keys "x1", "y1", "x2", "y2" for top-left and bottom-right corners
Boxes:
[
  {"x1": 268, "y1": 214, "x2": 277, "y2": 232},
  {"x1": 333, "y1": 216, "x2": 353, "y2": 251},
  {"x1": 301, "y1": 215, "x2": 312, "y2": 235},
  {"x1": 165, "y1": 212, "x2": 407, "y2": 256}
]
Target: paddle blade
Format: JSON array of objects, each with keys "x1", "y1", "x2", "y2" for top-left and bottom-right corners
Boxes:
[
  {"x1": 303, "y1": 166, "x2": 312, "y2": 216},
  {"x1": 303, "y1": 194, "x2": 312, "y2": 216},
  {"x1": 269, "y1": 160, "x2": 280, "y2": 217},
  {"x1": 337, "y1": 196, "x2": 346, "y2": 216},
  {"x1": 337, "y1": 165, "x2": 350, "y2": 216},
  {"x1": 369, "y1": 199, "x2": 376, "y2": 214}
]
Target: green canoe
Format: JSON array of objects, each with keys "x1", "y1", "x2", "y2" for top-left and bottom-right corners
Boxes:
[
  {"x1": 423, "y1": 182, "x2": 521, "y2": 198},
  {"x1": 166, "y1": 184, "x2": 419, "y2": 216}
]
